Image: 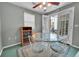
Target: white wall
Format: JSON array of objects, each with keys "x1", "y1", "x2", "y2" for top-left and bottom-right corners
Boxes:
[
  {"x1": 0, "y1": 2, "x2": 42, "y2": 47},
  {"x1": 0, "y1": 6, "x2": 2, "y2": 53}
]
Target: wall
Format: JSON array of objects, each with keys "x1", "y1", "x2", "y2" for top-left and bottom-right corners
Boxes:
[
  {"x1": 47, "y1": 2, "x2": 79, "y2": 47},
  {"x1": 0, "y1": 2, "x2": 42, "y2": 47},
  {"x1": 0, "y1": 6, "x2": 2, "y2": 53},
  {"x1": 72, "y1": 3, "x2": 79, "y2": 46}
]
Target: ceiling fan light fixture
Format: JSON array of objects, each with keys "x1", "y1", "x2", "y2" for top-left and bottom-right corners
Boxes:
[
  {"x1": 42, "y1": 2, "x2": 46, "y2": 5},
  {"x1": 43, "y1": 7, "x2": 47, "y2": 11},
  {"x1": 39, "y1": 5, "x2": 42, "y2": 8},
  {"x1": 32, "y1": 2, "x2": 60, "y2": 11},
  {"x1": 43, "y1": 7, "x2": 46, "y2": 10},
  {"x1": 47, "y1": 3, "x2": 52, "y2": 6}
]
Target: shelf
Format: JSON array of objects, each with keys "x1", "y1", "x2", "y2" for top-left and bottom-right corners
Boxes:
[{"x1": 20, "y1": 27, "x2": 32, "y2": 46}]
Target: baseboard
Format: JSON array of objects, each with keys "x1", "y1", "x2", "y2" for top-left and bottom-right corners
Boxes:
[
  {"x1": 0, "y1": 42, "x2": 21, "y2": 56},
  {"x1": 3, "y1": 42, "x2": 21, "y2": 49},
  {"x1": 0, "y1": 48, "x2": 4, "y2": 56}
]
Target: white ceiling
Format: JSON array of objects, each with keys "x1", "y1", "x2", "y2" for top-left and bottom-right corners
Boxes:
[{"x1": 10, "y1": 2, "x2": 72, "y2": 14}]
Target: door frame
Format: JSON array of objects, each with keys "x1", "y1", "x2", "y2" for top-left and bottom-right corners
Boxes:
[{"x1": 49, "y1": 7, "x2": 74, "y2": 44}]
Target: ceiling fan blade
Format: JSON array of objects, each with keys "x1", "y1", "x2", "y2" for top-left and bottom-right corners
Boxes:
[
  {"x1": 48, "y1": 2, "x2": 60, "y2": 5},
  {"x1": 33, "y1": 2, "x2": 42, "y2": 8}
]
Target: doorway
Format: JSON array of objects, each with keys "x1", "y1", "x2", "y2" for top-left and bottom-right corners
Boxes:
[
  {"x1": 50, "y1": 15, "x2": 58, "y2": 41},
  {"x1": 49, "y1": 7, "x2": 74, "y2": 44}
]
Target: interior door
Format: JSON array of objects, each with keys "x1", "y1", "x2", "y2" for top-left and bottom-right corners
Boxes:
[{"x1": 58, "y1": 7, "x2": 74, "y2": 44}]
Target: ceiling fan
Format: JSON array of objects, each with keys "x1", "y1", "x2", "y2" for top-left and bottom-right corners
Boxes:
[{"x1": 32, "y1": 2, "x2": 60, "y2": 11}]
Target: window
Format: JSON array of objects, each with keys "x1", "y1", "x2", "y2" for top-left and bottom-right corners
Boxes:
[
  {"x1": 59, "y1": 14, "x2": 69, "y2": 36},
  {"x1": 24, "y1": 12, "x2": 35, "y2": 30}
]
